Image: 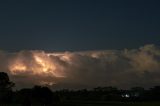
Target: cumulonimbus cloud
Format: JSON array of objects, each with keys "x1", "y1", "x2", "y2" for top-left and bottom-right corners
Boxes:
[{"x1": 0, "y1": 44, "x2": 160, "y2": 89}]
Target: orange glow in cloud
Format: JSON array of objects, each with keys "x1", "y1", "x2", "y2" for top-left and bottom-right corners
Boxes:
[
  {"x1": 10, "y1": 62, "x2": 27, "y2": 74},
  {"x1": 9, "y1": 52, "x2": 65, "y2": 78},
  {"x1": 33, "y1": 53, "x2": 57, "y2": 75}
]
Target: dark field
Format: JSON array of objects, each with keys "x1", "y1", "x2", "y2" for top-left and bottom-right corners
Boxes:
[
  {"x1": 1, "y1": 102, "x2": 160, "y2": 106},
  {"x1": 58, "y1": 101, "x2": 160, "y2": 106}
]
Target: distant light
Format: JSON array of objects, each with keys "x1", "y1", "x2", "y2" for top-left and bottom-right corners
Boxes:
[{"x1": 122, "y1": 94, "x2": 130, "y2": 98}]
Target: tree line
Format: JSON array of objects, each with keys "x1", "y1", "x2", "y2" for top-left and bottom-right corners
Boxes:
[{"x1": 0, "y1": 72, "x2": 160, "y2": 105}]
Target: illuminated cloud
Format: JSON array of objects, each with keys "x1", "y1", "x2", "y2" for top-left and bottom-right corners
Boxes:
[{"x1": 0, "y1": 44, "x2": 160, "y2": 89}]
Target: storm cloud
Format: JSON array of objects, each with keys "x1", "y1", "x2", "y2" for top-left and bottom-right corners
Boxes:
[{"x1": 0, "y1": 44, "x2": 160, "y2": 89}]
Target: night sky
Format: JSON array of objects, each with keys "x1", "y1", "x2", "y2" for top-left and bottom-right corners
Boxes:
[{"x1": 0, "y1": 0, "x2": 160, "y2": 51}]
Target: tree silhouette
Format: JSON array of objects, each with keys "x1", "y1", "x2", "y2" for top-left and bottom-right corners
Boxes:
[
  {"x1": 32, "y1": 86, "x2": 53, "y2": 105},
  {"x1": 0, "y1": 72, "x2": 15, "y2": 103},
  {"x1": 14, "y1": 88, "x2": 32, "y2": 106},
  {"x1": 149, "y1": 86, "x2": 160, "y2": 100}
]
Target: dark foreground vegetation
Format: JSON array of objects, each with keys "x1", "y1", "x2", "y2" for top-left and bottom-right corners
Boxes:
[{"x1": 1, "y1": 72, "x2": 160, "y2": 106}]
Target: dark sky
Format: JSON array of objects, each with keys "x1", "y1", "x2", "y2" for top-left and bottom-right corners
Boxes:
[{"x1": 0, "y1": 0, "x2": 160, "y2": 51}]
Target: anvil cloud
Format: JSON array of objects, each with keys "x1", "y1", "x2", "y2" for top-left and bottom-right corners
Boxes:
[{"x1": 0, "y1": 44, "x2": 160, "y2": 89}]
